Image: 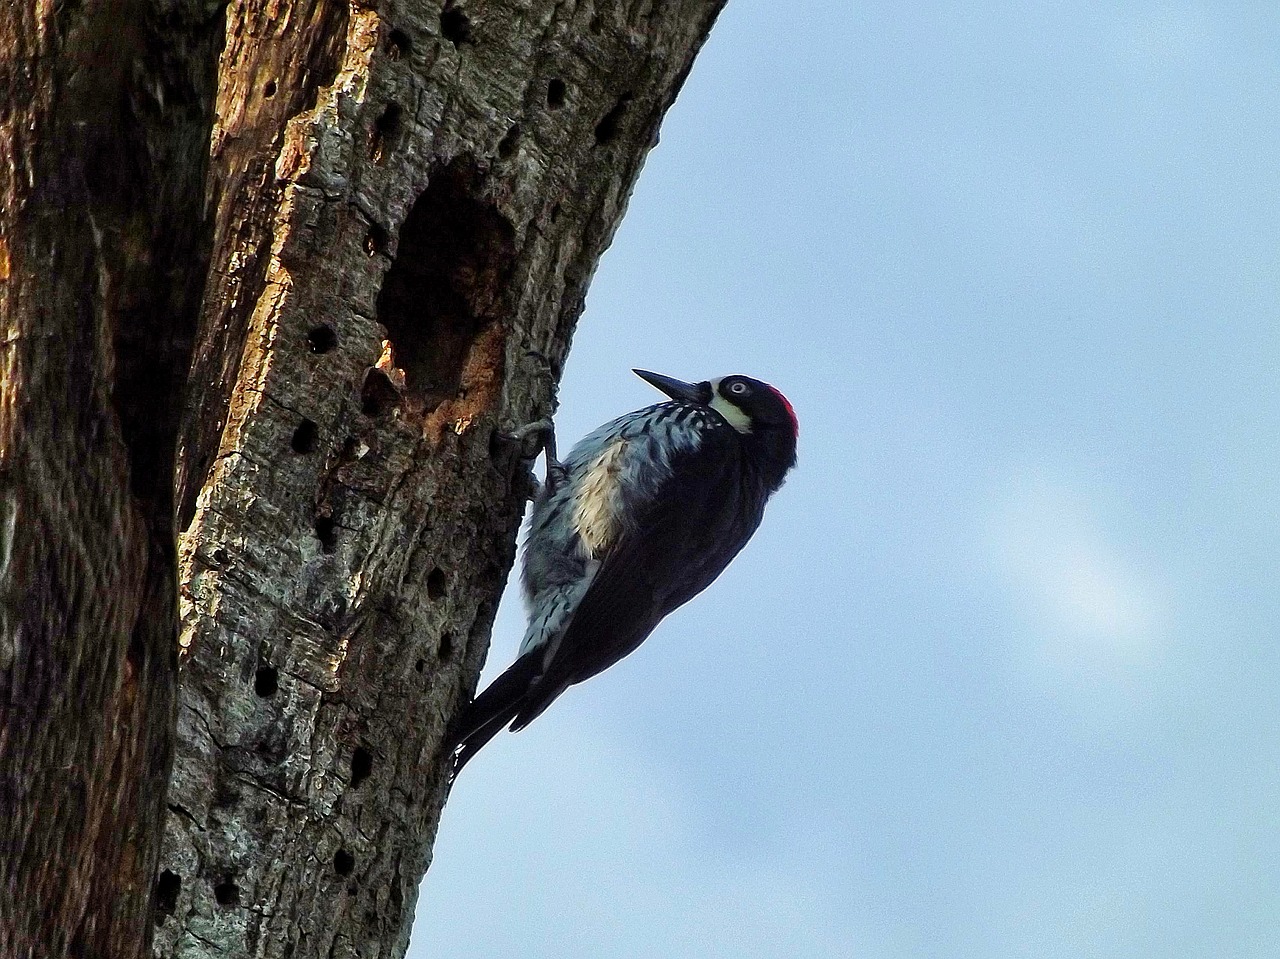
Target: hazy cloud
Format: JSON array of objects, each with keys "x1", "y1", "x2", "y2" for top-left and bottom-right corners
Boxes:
[{"x1": 985, "y1": 476, "x2": 1167, "y2": 673}]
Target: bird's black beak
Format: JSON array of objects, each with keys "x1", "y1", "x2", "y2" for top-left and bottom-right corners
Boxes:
[{"x1": 633, "y1": 369, "x2": 711, "y2": 405}]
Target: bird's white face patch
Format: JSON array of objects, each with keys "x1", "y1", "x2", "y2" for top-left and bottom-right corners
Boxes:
[{"x1": 708, "y1": 378, "x2": 753, "y2": 433}]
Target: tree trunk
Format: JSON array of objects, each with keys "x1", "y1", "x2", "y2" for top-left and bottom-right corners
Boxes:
[
  {"x1": 0, "y1": 1, "x2": 221, "y2": 955},
  {"x1": 1, "y1": 0, "x2": 725, "y2": 956}
]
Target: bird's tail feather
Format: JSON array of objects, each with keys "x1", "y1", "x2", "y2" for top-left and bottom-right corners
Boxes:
[{"x1": 445, "y1": 647, "x2": 543, "y2": 773}]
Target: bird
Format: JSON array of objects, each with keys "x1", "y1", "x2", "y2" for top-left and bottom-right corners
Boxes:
[{"x1": 445, "y1": 368, "x2": 798, "y2": 773}]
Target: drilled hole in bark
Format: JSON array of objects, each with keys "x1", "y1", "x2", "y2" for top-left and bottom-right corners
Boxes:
[
  {"x1": 440, "y1": 4, "x2": 471, "y2": 44},
  {"x1": 307, "y1": 325, "x2": 338, "y2": 354},
  {"x1": 549, "y1": 203, "x2": 562, "y2": 223},
  {"x1": 351, "y1": 746, "x2": 373, "y2": 787},
  {"x1": 547, "y1": 78, "x2": 566, "y2": 108},
  {"x1": 212, "y1": 547, "x2": 229, "y2": 565},
  {"x1": 497, "y1": 123, "x2": 520, "y2": 159},
  {"x1": 214, "y1": 880, "x2": 240, "y2": 906},
  {"x1": 361, "y1": 368, "x2": 400, "y2": 417},
  {"x1": 437, "y1": 631, "x2": 455, "y2": 660},
  {"x1": 155, "y1": 870, "x2": 181, "y2": 917},
  {"x1": 594, "y1": 94, "x2": 632, "y2": 145},
  {"x1": 414, "y1": 657, "x2": 426, "y2": 673},
  {"x1": 263, "y1": 79, "x2": 277, "y2": 99},
  {"x1": 427, "y1": 567, "x2": 447, "y2": 600},
  {"x1": 375, "y1": 157, "x2": 516, "y2": 412},
  {"x1": 254, "y1": 665, "x2": 279, "y2": 698},
  {"x1": 365, "y1": 222, "x2": 389, "y2": 257},
  {"x1": 315, "y1": 514, "x2": 337, "y2": 553},
  {"x1": 388, "y1": 28, "x2": 412, "y2": 58},
  {"x1": 370, "y1": 103, "x2": 403, "y2": 164},
  {"x1": 291, "y1": 419, "x2": 319, "y2": 454},
  {"x1": 334, "y1": 849, "x2": 355, "y2": 875}
]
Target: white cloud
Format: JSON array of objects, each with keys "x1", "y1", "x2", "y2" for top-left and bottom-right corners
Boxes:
[{"x1": 985, "y1": 477, "x2": 1167, "y2": 673}]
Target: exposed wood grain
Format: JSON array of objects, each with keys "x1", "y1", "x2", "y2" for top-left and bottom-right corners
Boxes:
[{"x1": 0, "y1": 0, "x2": 222, "y2": 955}]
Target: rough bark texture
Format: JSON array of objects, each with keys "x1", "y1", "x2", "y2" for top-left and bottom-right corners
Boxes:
[
  {"x1": 157, "y1": 1, "x2": 726, "y2": 958},
  {"x1": 1, "y1": 0, "x2": 724, "y2": 955},
  {"x1": 0, "y1": 1, "x2": 222, "y2": 956}
]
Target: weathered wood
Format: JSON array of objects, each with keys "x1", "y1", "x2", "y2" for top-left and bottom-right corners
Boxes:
[
  {"x1": 0, "y1": 0, "x2": 221, "y2": 955},
  {"x1": 157, "y1": 1, "x2": 725, "y2": 958}
]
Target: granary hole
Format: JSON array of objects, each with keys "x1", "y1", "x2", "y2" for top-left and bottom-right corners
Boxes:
[
  {"x1": 426, "y1": 567, "x2": 447, "y2": 600},
  {"x1": 351, "y1": 746, "x2": 373, "y2": 787},
  {"x1": 594, "y1": 93, "x2": 632, "y2": 145},
  {"x1": 291, "y1": 419, "x2": 319, "y2": 454},
  {"x1": 361, "y1": 367, "x2": 400, "y2": 418},
  {"x1": 334, "y1": 849, "x2": 355, "y2": 875},
  {"x1": 388, "y1": 28, "x2": 412, "y2": 58},
  {"x1": 213, "y1": 880, "x2": 240, "y2": 906},
  {"x1": 254, "y1": 665, "x2": 279, "y2": 698},
  {"x1": 440, "y1": 4, "x2": 471, "y2": 44},
  {"x1": 497, "y1": 123, "x2": 520, "y2": 160},
  {"x1": 155, "y1": 870, "x2": 181, "y2": 918},
  {"x1": 307, "y1": 325, "x2": 337, "y2": 354},
  {"x1": 263, "y1": 79, "x2": 277, "y2": 99},
  {"x1": 437, "y1": 631, "x2": 455, "y2": 660},
  {"x1": 547, "y1": 78, "x2": 566, "y2": 108},
  {"x1": 365, "y1": 222, "x2": 389, "y2": 257},
  {"x1": 315, "y1": 514, "x2": 337, "y2": 553},
  {"x1": 369, "y1": 102, "x2": 403, "y2": 164}
]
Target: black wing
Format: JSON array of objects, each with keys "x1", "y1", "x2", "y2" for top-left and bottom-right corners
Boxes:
[{"x1": 510, "y1": 428, "x2": 762, "y2": 730}]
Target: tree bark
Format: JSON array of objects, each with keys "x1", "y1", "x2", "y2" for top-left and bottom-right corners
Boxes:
[
  {"x1": 0, "y1": 1, "x2": 221, "y2": 955},
  {"x1": 1, "y1": 0, "x2": 725, "y2": 956}
]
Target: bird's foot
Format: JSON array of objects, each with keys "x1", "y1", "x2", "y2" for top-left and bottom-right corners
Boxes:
[{"x1": 503, "y1": 418, "x2": 565, "y2": 499}]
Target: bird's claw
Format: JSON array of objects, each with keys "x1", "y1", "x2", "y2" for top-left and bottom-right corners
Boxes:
[{"x1": 503, "y1": 418, "x2": 564, "y2": 499}]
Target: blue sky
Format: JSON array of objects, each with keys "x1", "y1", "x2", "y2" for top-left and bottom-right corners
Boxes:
[{"x1": 413, "y1": 3, "x2": 1280, "y2": 956}]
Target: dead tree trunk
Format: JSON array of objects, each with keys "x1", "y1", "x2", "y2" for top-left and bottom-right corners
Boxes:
[
  {"x1": 3, "y1": 0, "x2": 724, "y2": 957},
  {"x1": 0, "y1": 2, "x2": 221, "y2": 955}
]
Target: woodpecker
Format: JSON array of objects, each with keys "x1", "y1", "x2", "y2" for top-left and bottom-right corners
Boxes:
[{"x1": 446, "y1": 369, "x2": 798, "y2": 773}]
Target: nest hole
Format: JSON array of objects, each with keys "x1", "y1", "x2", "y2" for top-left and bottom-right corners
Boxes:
[{"x1": 374, "y1": 157, "x2": 515, "y2": 413}]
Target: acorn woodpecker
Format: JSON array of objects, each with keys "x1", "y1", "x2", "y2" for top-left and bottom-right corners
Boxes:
[{"x1": 446, "y1": 369, "x2": 798, "y2": 772}]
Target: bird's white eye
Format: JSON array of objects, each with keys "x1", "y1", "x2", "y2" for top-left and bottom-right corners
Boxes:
[{"x1": 728, "y1": 381, "x2": 749, "y2": 396}]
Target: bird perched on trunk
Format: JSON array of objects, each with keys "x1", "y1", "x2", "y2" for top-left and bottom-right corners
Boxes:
[{"x1": 446, "y1": 369, "x2": 798, "y2": 773}]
